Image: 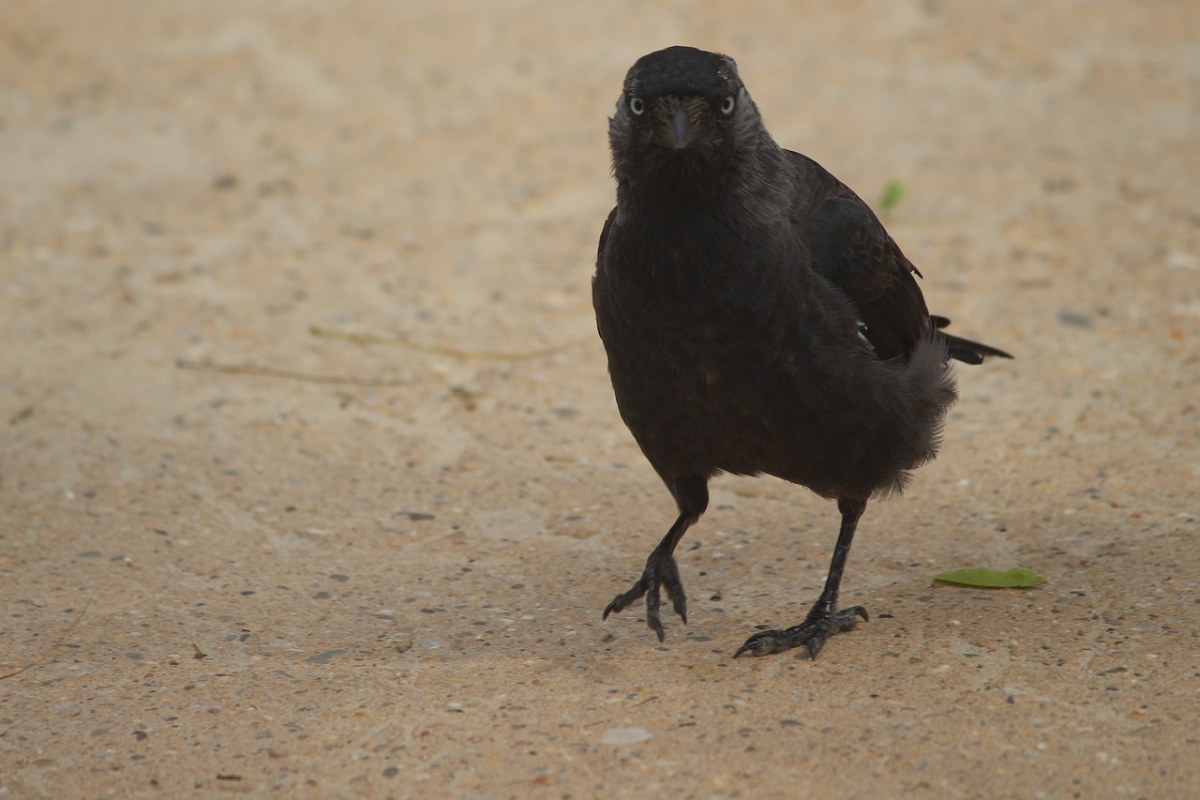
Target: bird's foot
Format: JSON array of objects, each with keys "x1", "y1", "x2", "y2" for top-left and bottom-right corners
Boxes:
[
  {"x1": 603, "y1": 549, "x2": 687, "y2": 641},
  {"x1": 733, "y1": 605, "x2": 868, "y2": 659}
]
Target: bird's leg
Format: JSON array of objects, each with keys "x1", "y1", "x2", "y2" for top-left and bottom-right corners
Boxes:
[
  {"x1": 734, "y1": 496, "x2": 870, "y2": 659},
  {"x1": 603, "y1": 476, "x2": 707, "y2": 641}
]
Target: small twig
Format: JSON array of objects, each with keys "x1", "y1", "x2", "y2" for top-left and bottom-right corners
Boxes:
[
  {"x1": 174, "y1": 359, "x2": 408, "y2": 387},
  {"x1": 308, "y1": 325, "x2": 590, "y2": 361},
  {"x1": 0, "y1": 601, "x2": 92, "y2": 680}
]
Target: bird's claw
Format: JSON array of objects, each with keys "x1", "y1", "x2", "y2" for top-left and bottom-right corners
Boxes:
[
  {"x1": 733, "y1": 605, "x2": 868, "y2": 659},
  {"x1": 603, "y1": 551, "x2": 687, "y2": 641}
]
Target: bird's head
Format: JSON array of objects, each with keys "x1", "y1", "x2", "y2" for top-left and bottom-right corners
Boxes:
[{"x1": 609, "y1": 46, "x2": 766, "y2": 195}]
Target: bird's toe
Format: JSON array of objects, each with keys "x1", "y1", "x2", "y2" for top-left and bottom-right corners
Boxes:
[
  {"x1": 602, "y1": 553, "x2": 688, "y2": 640},
  {"x1": 733, "y1": 605, "x2": 869, "y2": 659}
]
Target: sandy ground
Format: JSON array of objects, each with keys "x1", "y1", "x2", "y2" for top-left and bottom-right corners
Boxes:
[{"x1": 2, "y1": 1, "x2": 1198, "y2": 797}]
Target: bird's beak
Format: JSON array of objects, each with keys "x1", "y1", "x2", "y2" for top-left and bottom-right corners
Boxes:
[{"x1": 670, "y1": 108, "x2": 693, "y2": 150}]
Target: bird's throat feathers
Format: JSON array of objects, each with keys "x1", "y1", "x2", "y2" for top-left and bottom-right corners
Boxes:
[
  {"x1": 612, "y1": 138, "x2": 790, "y2": 240},
  {"x1": 611, "y1": 123, "x2": 782, "y2": 215}
]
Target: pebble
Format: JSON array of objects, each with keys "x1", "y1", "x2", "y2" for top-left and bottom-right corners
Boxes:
[{"x1": 600, "y1": 727, "x2": 652, "y2": 745}]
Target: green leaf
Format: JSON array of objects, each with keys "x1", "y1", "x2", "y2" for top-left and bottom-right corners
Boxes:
[
  {"x1": 880, "y1": 180, "x2": 906, "y2": 216},
  {"x1": 933, "y1": 567, "x2": 1046, "y2": 589}
]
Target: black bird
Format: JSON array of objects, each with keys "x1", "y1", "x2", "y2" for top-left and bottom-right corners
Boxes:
[{"x1": 592, "y1": 46, "x2": 1011, "y2": 659}]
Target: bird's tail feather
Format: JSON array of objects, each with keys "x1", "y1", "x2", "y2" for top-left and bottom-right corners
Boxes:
[{"x1": 930, "y1": 315, "x2": 1013, "y2": 364}]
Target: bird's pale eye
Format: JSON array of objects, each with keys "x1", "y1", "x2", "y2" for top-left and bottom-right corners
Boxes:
[
  {"x1": 628, "y1": 96, "x2": 645, "y2": 116},
  {"x1": 720, "y1": 95, "x2": 736, "y2": 116}
]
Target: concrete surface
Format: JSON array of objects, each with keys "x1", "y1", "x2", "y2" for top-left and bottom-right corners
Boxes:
[{"x1": 2, "y1": 1, "x2": 1198, "y2": 797}]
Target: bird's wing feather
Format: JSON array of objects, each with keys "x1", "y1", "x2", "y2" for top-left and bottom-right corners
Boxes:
[
  {"x1": 593, "y1": 206, "x2": 619, "y2": 343},
  {"x1": 597, "y1": 206, "x2": 617, "y2": 265},
  {"x1": 785, "y1": 151, "x2": 930, "y2": 362}
]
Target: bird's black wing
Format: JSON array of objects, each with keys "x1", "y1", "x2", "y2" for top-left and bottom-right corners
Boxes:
[
  {"x1": 593, "y1": 206, "x2": 620, "y2": 345},
  {"x1": 597, "y1": 206, "x2": 617, "y2": 268},
  {"x1": 786, "y1": 150, "x2": 928, "y2": 362},
  {"x1": 786, "y1": 150, "x2": 1010, "y2": 364}
]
